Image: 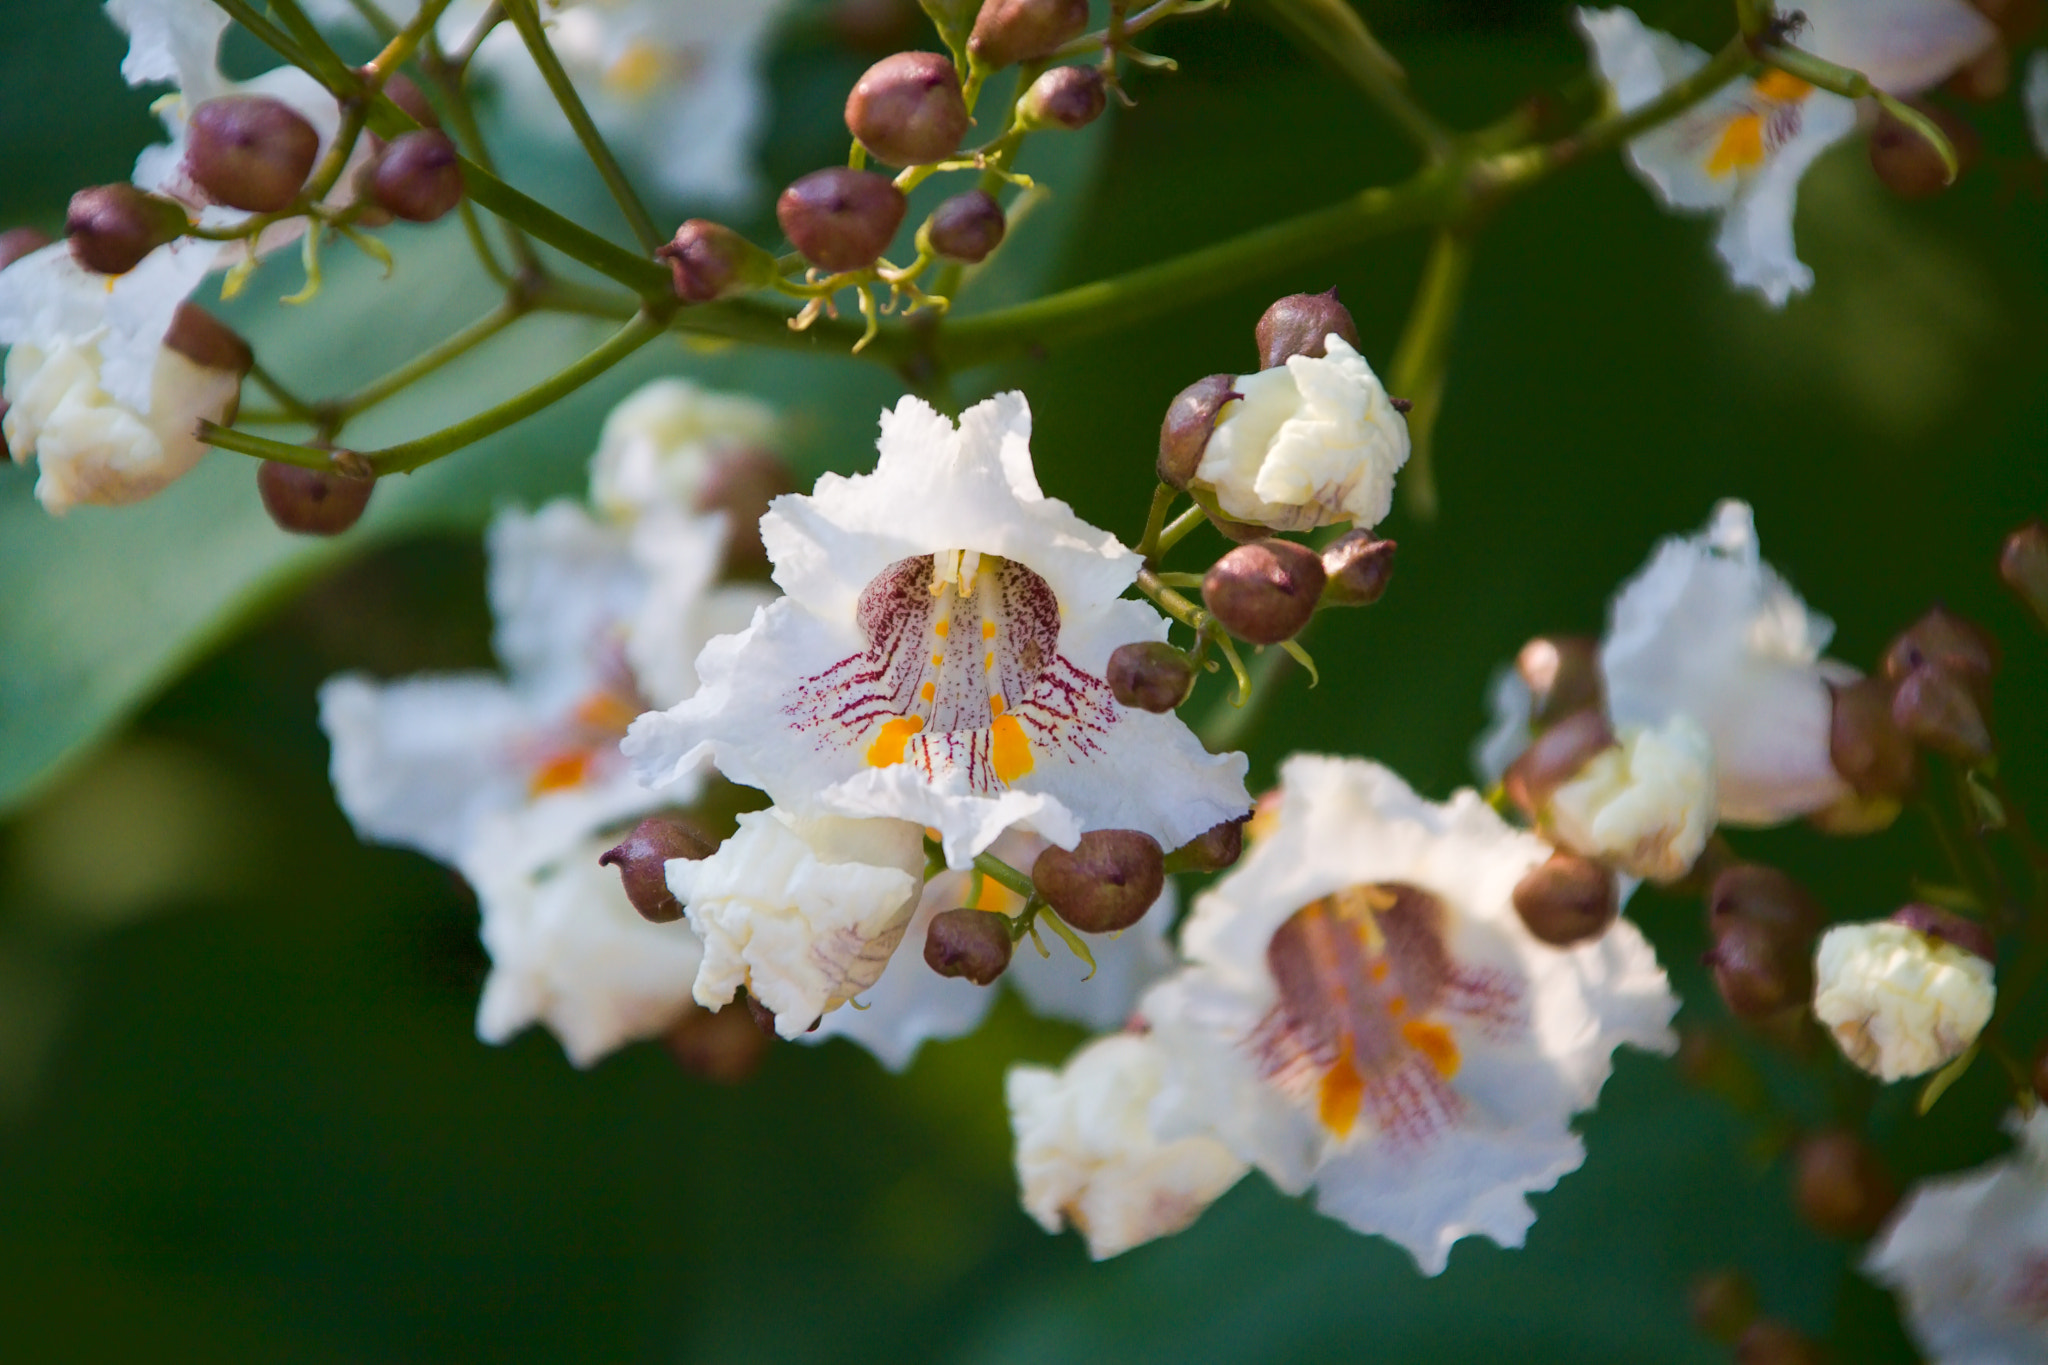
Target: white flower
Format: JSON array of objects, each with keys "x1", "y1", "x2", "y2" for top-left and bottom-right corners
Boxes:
[
  {"x1": 1549, "y1": 715, "x2": 1716, "y2": 882},
  {"x1": 1602, "y1": 500, "x2": 1855, "y2": 826},
  {"x1": 588, "y1": 377, "x2": 779, "y2": 523},
  {"x1": 624, "y1": 393, "x2": 1250, "y2": 870},
  {"x1": 1814, "y1": 920, "x2": 1994, "y2": 1081},
  {"x1": 461, "y1": 815, "x2": 706, "y2": 1067},
  {"x1": 1577, "y1": 2, "x2": 1993, "y2": 304},
  {"x1": 1007, "y1": 1031, "x2": 1250, "y2": 1260},
  {"x1": 666, "y1": 807, "x2": 927, "y2": 1038},
  {"x1": 1866, "y1": 1110, "x2": 2048, "y2": 1365},
  {"x1": 1472, "y1": 665, "x2": 1533, "y2": 789},
  {"x1": 1140, "y1": 755, "x2": 1676, "y2": 1273},
  {"x1": 1192, "y1": 335, "x2": 1410, "y2": 532},
  {"x1": 2027, "y1": 51, "x2": 2048, "y2": 159}
]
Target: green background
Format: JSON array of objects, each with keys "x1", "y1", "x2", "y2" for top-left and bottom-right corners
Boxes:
[{"x1": 1, "y1": 0, "x2": 2045, "y2": 1359}]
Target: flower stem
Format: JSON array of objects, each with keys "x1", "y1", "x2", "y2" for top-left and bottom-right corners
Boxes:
[
  {"x1": 973, "y1": 852, "x2": 1037, "y2": 899},
  {"x1": 1136, "y1": 483, "x2": 1177, "y2": 561},
  {"x1": 1386, "y1": 228, "x2": 1474, "y2": 521}
]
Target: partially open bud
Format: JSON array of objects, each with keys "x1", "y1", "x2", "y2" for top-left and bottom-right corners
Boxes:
[
  {"x1": 186, "y1": 95, "x2": 321, "y2": 213},
  {"x1": 1869, "y1": 100, "x2": 1980, "y2": 199},
  {"x1": 1032, "y1": 830, "x2": 1165, "y2": 933},
  {"x1": 1891, "y1": 661, "x2": 1994, "y2": 764},
  {"x1": 1815, "y1": 915, "x2": 1995, "y2": 1080},
  {"x1": 1827, "y1": 675, "x2": 1917, "y2": 802},
  {"x1": 692, "y1": 445, "x2": 795, "y2": 574},
  {"x1": 656, "y1": 219, "x2": 778, "y2": 303},
  {"x1": 968, "y1": 0, "x2": 1089, "y2": 69},
  {"x1": 599, "y1": 814, "x2": 717, "y2": 923},
  {"x1": 1254, "y1": 288, "x2": 1361, "y2": 370},
  {"x1": 363, "y1": 129, "x2": 463, "y2": 223},
  {"x1": 1318, "y1": 530, "x2": 1396, "y2": 607},
  {"x1": 257, "y1": 460, "x2": 376, "y2": 536},
  {"x1": 1019, "y1": 65, "x2": 1107, "y2": 130},
  {"x1": 1705, "y1": 863, "x2": 1823, "y2": 1020},
  {"x1": 1884, "y1": 605, "x2": 2000, "y2": 685},
  {"x1": 65, "y1": 185, "x2": 184, "y2": 275},
  {"x1": 0, "y1": 226, "x2": 51, "y2": 272},
  {"x1": 1503, "y1": 707, "x2": 1614, "y2": 817},
  {"x1": 777, "y1": 167, "x2": 906, "y2": 272},
  {"x1": 1688, "y1": 1270, "x2": 1759, "y2": 1344},
  {"x1": 1516, "y1": 635, "x2": 1604, "y2": 731},
  {"x1": 1946, "y1": 40, "x2": 2010, "y2": 100},
  {"x1": 1165, "y1": 817, "x2": 1245, "y2": 874},
  {"x1": 1793, "y1": 1128, "x2": 1897, "y2": 1238},
  {"x1": 1512, "y1": 851, "x2": 1619, "y2": 947},
  {"x1": 1203, "y1": 538, "x2": 1324, "y2": 644},
  {"x1": 925, "y1": 188, "x2": 1005, "y2": 262},
  {"x1": 663, "y1": 1003, "x2": 770, "y2": 1083},
  {"x1": 924, "y1": 907, "x2": 1014, "y2": 984},
  {"x1": 1156, "y1": 373, "x2": 1238, "y2": 489},
  {"x1": 164, "y1": 303, "x2": 253, "y2": 377},
  {"x1": 1734, "y1": 1321, "x2": 1824, "y2": 1365},
  {"x1": 1998, "y1": 521, "x2": 2048, "y2": 629},
  {"x1": 1107, "y1": 640, "x2": 1197, "y2": 713},
  {"x1": 844, "y1": 51, "x2": 969, "y2": 166}
]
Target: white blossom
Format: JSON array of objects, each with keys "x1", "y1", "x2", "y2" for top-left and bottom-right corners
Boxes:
[
  {"x1": 1193, "y1": 335, "x2": 1410, "y2": 532},
  {"x1": 1548, "y1": 715, "x2": 1716, "y2": 882},
  {"x1": 1140, "y1": 754, "x2": 1676, "y2": 1273},
  {"x1": 588, "y1": 377, "x2": 779, "y2": 523},
  {"x1": 624, "y1": 392, "x2": 1250, "y2": 870},
  {"x1": 1814, "y1": 920, "x2": 1994, "y2": 1082},
  {"x1": 1007, "y1": 1032, "x2": 1250, "y2": 1259}
]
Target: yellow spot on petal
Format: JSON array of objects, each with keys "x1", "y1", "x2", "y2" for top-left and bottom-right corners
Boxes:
[
  {"x1": 1755, "y1": 69, "x2": 1811, "y2": 102},
  {"x1": 919, "y1": 681, "x2": 935, "y2": 703},
  {"x1": 989, "y1": 694, "x2": 1006, "y2": 717},
  {"x1": 1368, "y1": 959, "x2": 1389, "y2": 983},
  {"x1": 934, "y1": 619, "x2": 950, "y2": 638},
  {"x1": 981, "y1": 620, "x2": 996, "y2": 640},
  {"x1": 1386, "y1": 995, "x2": 1407, "y2": 1018},
  {"x1": 866, "y1": 715, "x2": 925, "y2": 767},
  {"x1": 931, "y1": 653, "x2": 945, "y2": 667},
  {"x1": 1707, "y1": 112, "x2": 1766, "y2": 177},
  {"x1": 983, "y1": 652, "x2": 995, "y2": 673},
  {"x1": 1401, "y1": 1019, "x2": 1461, "y2": 1079},
  {"x1": 990, "y1": 714, "x2": 1033, "y2": 784},
  {"x1": 573, "y1": 691, "x2": 638, "y2": 732},
  {"x1": 1318, "y1": 1043, "x2": 1364, "y2": 1137},
  {"x1": 604, "y1": 41, "x2": 668, "y2": 99},
  {"x1": 529, "y1": 750, "x2": 593, "y2": 795}
]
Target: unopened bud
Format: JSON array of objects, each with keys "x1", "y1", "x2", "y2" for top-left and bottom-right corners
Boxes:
[
  {"x1": 186, "y1": 95, "x2": 321, "y2": 213},
  {"x1": 1688, "y1": 1270, "x2": 1759, "y2": 1344},
  {"x1": 1203, "y1": 538, "x2": 1324, "y2": 644},
  {"x1": 1032, "y1": 829, "x2": 1165, "y2": 933},
  {"x1": 1793, "y1": 1128, "x2": 1897, "y2": 1238},
  {"x1": 363, "y1": 129, "x2": 463, "y2": 223},
  {"x1": 1512, "y1": 851, "x2": 1619, "y2": 947},
  {"x1": 1827, "y1": 675, "x2": 1916, "y2": 801},
  {"x1": 1945, "y1": 39, "x2": 2010, "y2": 100},
  {"x1": 1891, "y1": 661, "x2": 1994, "y2": 763},
  {"x1": 1319, "y1": 530, "x2": 1395, "y2": 607},
  {"x1": 845, "y1": 51, "x2": 969, "y2": 166},
  {"x1": 1156, "y1": 373, "x2": 1238, "y2": 488},
  {"x1": 1884, "y1": 605, "x2": 2000, "y2": 684},
  {"x1": 1734, "y1": 1321, "x2": 1824, "y2": 1365},
  {"x1": 1705, "y1": 863, "x2": 1822, "y2": 1020},
  {"x1": 1516, "y1": 635, "x2": 1603, "y2": 730},
  {"x1": 0, "y1": 226, "x2": 51, "y2": 272},
  {"x1": 663, "y1": 1002, "x2": 770, "y2": 1083},
  {"x1": 256, "y1": 460, "x2": 376, "y2": 537},
  {"x1": 924, "y1": 907, "x2": 1014, "y2": 984},
  {"x1": 1253, "y1": 288, "x2": 1361, "y2": 370},
  {"x1": 1165, "y1": 817, "x2": 1245, "y2": 874},
  {"x1": 925, "y1": 188, "x2": 1005, "y2": 263},
  {"x1": 163, "y1": 303, "x2": 252, "y2": 375},
  {"x1": 599, "y1": 814, "x2": 717, "y2": 923},
  {"x1": 656, "y1": 219, "x2": 778, "y2": 303},
  {"x1": 1998, "y1": 521, "x2": 2048, "y2": 629},
  {"x1": 777, "y1": 167, "x2": 906, "y2": 272},
  {"x1": 968, "y1": 0, "x2": 1089, "y2": 69},
  {"x1": 1868, "y1": 100, "x2": 1980, "y2": 199},
  {"x1": 1889, "y1": 903, "x2": 1996, "y2": 963},
  {"x1": 1502, "y1": 707, "x2": 1613, "y2": 817},
  {"x1": 65, "y1": 185, "x2": 184, "y2": 275},
  {"x1": 1106, "y1": 641, "x2": 1197, "y2": 712},
  {"x1": 1019, "y1": 65, "x2": 1106, "y2": 130},
  {"x1": 380, "y1": 71, "x2": 439, "y2": 129},
  {"x1": 694, "y1": 445, "x2": 795, "y2": 573}
]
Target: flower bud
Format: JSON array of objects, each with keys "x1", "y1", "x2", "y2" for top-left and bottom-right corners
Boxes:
[
  {"x1": 1517, "y1": 634, "x2": 1604, "y2": 730},
  {"x1": 844, "y1": 51, "x2": 969, "y2": 166},
  {"x1": 924, "y1": 907, "x2": 1014, "y2": 984},
  {"x1": 1868, "y1": 100, "x2": 1980, "y2": 200},
  {"x1": 1945, "y1": 40, "x2": 2009, "y2": 101},
  {"x1": 65, "y1": 185, "x2": 184, "y2": 275},
  {"x1": 1710, "y1": 863, "x2": 1824, "y2": 943},
  {"x1": 1815, "y1": 917, "x2": 1995, "y2": 1080},
  {"x1": 1202, "y1": 538, "x2": 1324, "y2": 644},
  {"x1": 1019, "y1": 65, "x2": 1107, "y2": 131},
  {"x1": 1793, "y1": 1128, "x2": 1897, "y2": 1238},
  {"x1": 1827, "y1": 675, "x2": 1917, "y2": 802},
  {"x1": 744, "y1": 990, "x2": 779, "y2": 1036},
  {"x1": 1156, "y1": 373, "x2": 1238, "y2": 489},
  {"x1": 656, "y1": 219, "x2": 778, "y2": 303},
  {"x1": 1891, "y1": 661, "x2": 1993, "y2": 764},
  {"x1": 925, "y1": 188, "x2": 1005, "y2": 263},
  {"x1": 663, "y1": 1002, "x2": 770, "y2": 1083},
  {"x1": 693, "y1": 445, "x2": 795, "y2": 573},
  {"x1": 1889, "y1": 902, "x2": 1996, "y2": 962},
  {"x1": 1998, "y1": 521, "x2": 2048, "y2": 629},
  {"x1": 1032, "y1": 830, "x2": 1165, "y2": 933},
  {"x1": 1106, "y1": 641, "x2": 1197, "y2": 713},
  {"x1": 186, "y1": 95, "x2": 321, "y2": 213},
  {"x1": 1688, "y1": 1270, "x2": 1758, "y2": 1344},
  {"x1": 1512, "y1": 851, "x2": 1620, "y2": 947},
  {"x1": 0, "y1": 225, "x2": 51, "y2": 272},
  {"x1": 363, "y1": 129, "x2": 463, "y2": 223},
  {"x1": 1318, "y1": 531, "x2": 1396, "y2": 607},
  {"x1": 1734, "y1": 1321, "x2": 1823, "y2": 1365},
  {"x1": 1884, "y1": 605, "x2": 2000, "y2": 685},
  {"x1": 599, "y1": 814, "x2": 717, "y2": 923},
  {"x1": 1254, "y1": 288, "x2": 1361, "y2": 370},
  {"x1": 777, "y1": 167, "x2": 907, "y2": 272},
  {"x1": 380, "y1": 71, "x2": 439, "y2": 129},
  {"x1": 1165, "y1": 817, "x2": 1245, "y2": 874},
  {"x1": 1705, "y1": 864, "x2": 1822, "y2": 1020},
  {"x1": 163, "y1": 302, "x2": 253, "y2": 376},
  {"x1": 1503, "y1": 707, "x2": 1614, "y2": 817},
  {"x1": 256, "y1": 460, "x2": 376, "y2": 536},
  {"x1": 968, "y1": 0, "x2": 1089, "y2": 69}
]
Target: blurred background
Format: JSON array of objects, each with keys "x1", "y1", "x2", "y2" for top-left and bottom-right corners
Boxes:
[{"x1": 2, "y1": 0, "x2": 2045, "y2": 1359}]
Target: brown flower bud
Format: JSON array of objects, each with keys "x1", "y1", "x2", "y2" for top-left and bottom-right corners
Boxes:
[
  {"x1": 1254, "y1": 288, "x2": 1361, "y2": 370},
  {"x1": 1705, "y1": 864, "x2": 1823, "y2": 1020},
  {"x1": 1106, "y1": 641, "x2": 1197, "y2": 713},
  {"x1": 744, "y1": 990, "x2": 779, "y2": 1036},
  {"x1": 1503, "y1": 708, "x2": 1614, "y2": 817},
  {"x1": 1998, "y1": 521, "x2": 2048, "y2": 629},
  {"x1": 845, "y1": 51, "x2": 969, "y2": 166},
  {"x1": 1734, "y1": 1321, "x2": 1824, "y2": 1365},
  {"x1": 599, "y1": 814, "x2": 716, "y2": 923},
  {"x1": 1889, "y1": 903, "x2": 1996, "y2": 963},
  {"x1": 1868, "y1": 100, "x2": 1980, "y2": 200},
  {"x1": 1019, "y1": 65, "x2": 1107, "y2": 130},
  {"x1": 1884, "y1": 605, "x2": 2000, "y2": 685},
  {"x1": 1156, "y1": 373, "x2": 1238, "y2": 489},
  {"x1": 1203, "y1": 539, "x2": 1325, "y2": 645},
  {"x1": 1319, "y1": 530, "x2": 1396, "y2": 607},
  {"x1": 1945, "y1": 39, "x2": 2009, "y2": 100},
  {"x1": 924, "y1": 907, "x2": 1015, "y2": 984},
  {"x1": 777, "y1": 167, "x2": 906, "y2": 272},
  {"x1": 1511, "y1": 851, "x2": 1619, "y2": 947},
  {"x1": 257, "y1": 460, "x2": 376, "y2": 537},
  {"x1": 925, "y1": 188, "x2": 1005, "y2": 263},
  {"x1": 363, "y1": 129, "x2": 463, "y2": 223},
  {"x1": 0, "y1": 226, "x2": 52, "y2": 273},
  {"x1": 1793, "y1": 1128, "x2": 1897, "y2": 1239},
  {"x1": 968, "y1": 0, "x2": 1089, "y2": 69},
  {"x1": 65, "y1": 185, "x2": 185, "y2": 275},
  {"x1": 162, "y1": 303, "x2": 252, "y2": 375},
  {"x1": 1165, "y1": 817, "x2": 1246, "y2": 874},
  {"x1": 693, "y1": 445, "x2": 795, "y2": 574},
  {"x1": 1688, "y1": 1270, "x2": 1759, "y2": 1344},
  {"x1": 1033, "y1": 830, "x2": 1165, "y2": 933},
  {"x1": 1826, "y1": 675, "x2": 1917, "y2": 801},
  {"x1": 186, "y1": 95, "x2": 321, "y2": 213},
  {"x1": 1891, "y1": 661, "x2": 1994, "y2": 764},
  {"x1": 656, "y1": 219, "x2": 778, "y2": 303},
  {"x1": 663, "y1": 1002, "x2": 770, "y2": 1083},
  {"x1": 1516, "y1": 635, "x2": 1604, "y2": 731}
]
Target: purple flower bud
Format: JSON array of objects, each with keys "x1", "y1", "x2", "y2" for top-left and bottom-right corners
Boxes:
[
  {"x1": 1254, "y1": 288, "x2": 1361, "y2": 370},
  {"x1": 1156, "y1": 373, "x2": 1237, "y2": 489},
  {"x1": 924, "y1": 907, "x2": 1014, "y2": 984},
  {"x1": 364, "y1": 129, "x2": 464, "y2": 223},
  {"x1": 1516, "y1": 634, "x2": 1604, "y2": 730},
  {"x1": 65, "y1": 185, "x2": 185, "y2": 276},
  {"x1": 2001, "y1": 521, "x2": 2048, "y2": 629},
  {"x1": 0, "y1": 226, "x2": 51, "y2": 273},
  {"x1": 1106, "y1": 641, "x2": 1197, "y2": 713},
  {"x1": 844, "y1": 51, "x2": 969, "y2": 166},
  {"x1": 694, "y1": 445, "x2": 796, "y2": 574},
  {"x1": 1891, "y1": 661, "x2": 1994, "y2": 763},
  {"x1": 656, "y1": 219, "x2": 778, "y2": 303},
  {"x1": 162, "y1": 303, "x2": 253, "y2": 376},
  {"x1": 1704, "y1": 863, "x2": 1823, "y2": 1020},
  {"x1": 599, "y1": 814, "x2": 717, "y2": 923},
  {"x1": 186, "y1": 95, "x2": 321, "y2": 213},
  {"x1": 1511, "y1": 851, "x2": 1619, "y2": 947},
  {"x1": 968, "y1": 0, "x2": 1090, "y2": 69},
  {"x1": 1032, "y1": 830, "x2": 1165, "y2": 933},
  {"x1": 1889, "y1": 903, "x2": 1995, "y2": 962},
  {"x1": 1827, "y1": 674, "x2": 1917, "y2": 801},
  {"x1": 1884, "y1": 605, "x2": 2000, "y2": 685},
  {"x1": 1203, "y1": 539, "x2": 1324, "y2": 645},
  {"x1": 776, "y1": 167, "x2": 907, "y2": 273},
  {"x1": 1166, "y1": 817, "x2": 1246, "y2": 874},
  {"x1": 380, "y1": 71, "x2": 439, "y2": 129},
  {"x1": 1503, "y1": 708, "x2": 1613, "y2": 817},
  {"x1": 256, "y1": 460, "x2": 376, "y2": 537},
  {"x1": 1793, "y1": 1128, "x2": 1897, "y2": 1238},
  {"x1": 1020, "y1": 65, "x2": 1107, "y2": 130},
  {"x1": 925, "y1": 188, "x2": 1006, "y2": 263},
  {"x1": 1319, "y1": 530, "x2": 1396, "y2": 607}
]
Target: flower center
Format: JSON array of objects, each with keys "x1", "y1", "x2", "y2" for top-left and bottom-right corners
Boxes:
[
  {"x1": 527, "y1": 651, "x2": 646, "y2": 796},
  {"x1": 1705, "y1": 72, "x2": 1811, "y2": 178}
]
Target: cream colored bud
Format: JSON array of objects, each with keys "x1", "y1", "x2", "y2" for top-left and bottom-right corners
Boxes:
[
  {"x1": 1548, "y1": 715, "x2": 1717, "y2": 883},
  {"x1": 1814, "y1": 921, "x2": 1994, "y2": 1081}
]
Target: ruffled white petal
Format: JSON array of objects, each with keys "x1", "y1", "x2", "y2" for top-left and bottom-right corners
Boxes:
[
  {"x1": 488, "y1": 501, "x2": 649, "y2": 704},
  {"x1": 105, "y1": 0, "x2": 232, "y2": 101},
  {"x1": 1549, "y1": 715, "x2": 1717, "y2": 883},
  {"x1": 1711, "y1": 89, "x2": 1857, "y2": 307},
  {"x1": 1472, "y1": 665, "x2": 1532, "y2": 787},
  {"x1": 588, "y1": 377, "x2": 779, "y2": 523},
  {"x1": 1815, "y1": 922, "x2": 1994, "y2": 1081}
]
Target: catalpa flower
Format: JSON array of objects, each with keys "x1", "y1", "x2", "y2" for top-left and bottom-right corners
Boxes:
[
  {"x1": 1815, "y1": 919, "x2": 1994, "y2": 1082},
  {"x1": 625, "y1": 393, "x2": 1251, "y2": 870},
  {"x1": 1577, "y1": 1, "x2": 1995, "y2": 304},
  {"x1": 588, "y1": 377, "x2": 778, "y2": 524},
  {"x1": 1141, "y1": 755, "x2": 1676, "y2": 1272}
]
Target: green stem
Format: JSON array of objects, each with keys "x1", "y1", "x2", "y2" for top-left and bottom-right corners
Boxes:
[
  {"x1": 1255, "y1": 0, "x2": 1451, "y2": 159},
  {"x1": 367, "y1": 0, "x2": 456, "y2": 76},
  {"x1": 1136, "y1": 483, "x2": 1177, "y2": 561},
  {"x1": 973, "y1": 852, "x2": 1037, "y2": 900},
  {"x1": 247, "y1": 361, "x2": 318, "y2": 420},
  {"x1": 1386, "y1": 228, "x2": 1474, "y2": 521},
  {"x1": 1154, "y1": 505, "x2": 1208, "y2": 558}
]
